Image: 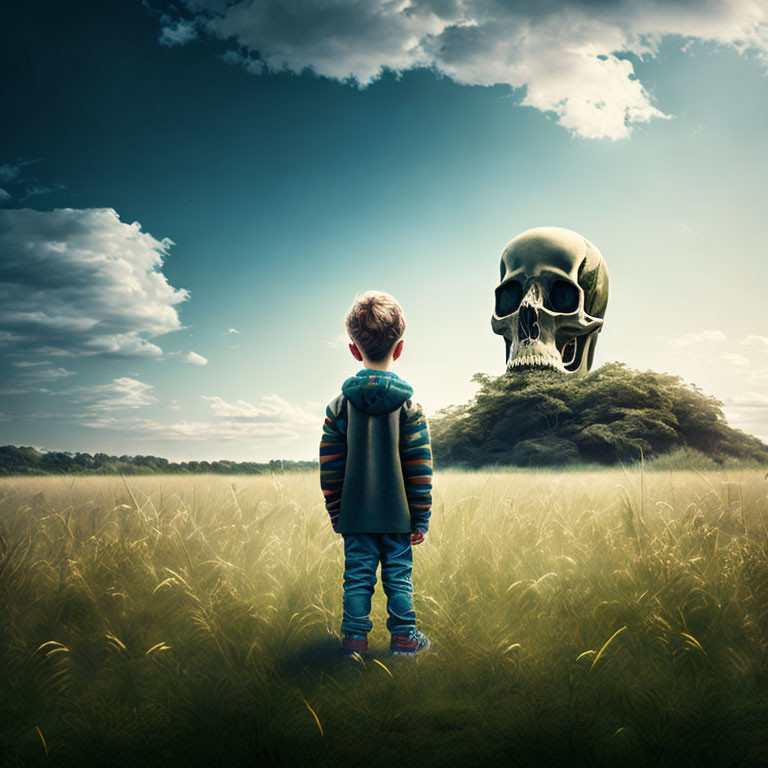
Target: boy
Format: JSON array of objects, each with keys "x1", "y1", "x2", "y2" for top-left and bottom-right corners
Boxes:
[{"x1": 319, "y1": 290, "x2": 433, "y2": 658}]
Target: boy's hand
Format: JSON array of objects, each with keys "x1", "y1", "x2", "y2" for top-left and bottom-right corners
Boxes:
[{"x1": 410, "y1": 530, "x2": 426, "y2": 545}]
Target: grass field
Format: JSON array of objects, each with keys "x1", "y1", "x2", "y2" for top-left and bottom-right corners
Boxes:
[{"x1": 2, "y1": 468, "x2": 768, "y2": 767}]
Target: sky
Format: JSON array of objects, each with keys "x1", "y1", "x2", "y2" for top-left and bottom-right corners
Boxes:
[{"x1": 0, "y1": 0, "x2": 767, "y2": 462}]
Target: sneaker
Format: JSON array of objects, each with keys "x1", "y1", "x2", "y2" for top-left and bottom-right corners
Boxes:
[
  {"x1": 389, "y1": 630, "x2": 431, "y2": 657},
  {"x1": 340, "y1": 634, "x2": 368, "y2": 657}
]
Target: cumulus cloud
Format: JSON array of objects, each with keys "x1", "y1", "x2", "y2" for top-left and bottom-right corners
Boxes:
[
  {"x1": 0, "y1": 208, "x2": 189, "y2": 358},
  {"x1": 184, "y1": 351, "x2": 209, "y2": 365},
  {"x1": 57, "y1": 377, "x2": 158, "y2": 410},
  {"x1": 82, "y1": 392, "x2": 320, "y2": 440},
  {"x1": 741, "y1": 335, "x2": 768, "y2": 348},
  {"x1": 159, "y1": 18, "x2": 198, "y2": 46},
  {"x1": 202, "y1": 393, "x2": 317, "y2": 424},
  {"x1": 668, "y1": 329, "x2": 727, "y2": 348},
  {"x1": 151, "y1": 0, "x2": 768, "y2": 139}
]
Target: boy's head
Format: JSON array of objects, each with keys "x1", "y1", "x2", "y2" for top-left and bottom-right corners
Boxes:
[{"x1": 345, "y1": 290, "x2": 405, "y2": 367}]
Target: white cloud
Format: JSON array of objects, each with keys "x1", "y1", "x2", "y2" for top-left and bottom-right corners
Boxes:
[
  {"x1": 82, "y1": 392, "x2": 320, "y2": 440},
  {"x1": 169, "y1": 399, "x2": 181, "y2": 411},
  {"x1": 156, "y1": 0, "x2": 768, "y2": 140},
  {"x1": 159, "y1": 19, "x2": 198, "y2": 46},
  {"x1": 16, "y1": 364, "x2": 76, "y2": 381},
  {"x1": 184, "y1": 351, "x2": 208, "y2": 366},
  {"x1": 225, "y1": 328, "x2": 240, "y2": 335},
  {"x1": 219, "y1": 49, "x2": 265, "y2": 75},
  {"x1": 2, "y1": 360, "x2": 75, "y2": 391},
  {"x1": 0, "y1": 158, "x2": 39, "y2": 184},
  {"x1": 668, "y1": 329, "x2": 727, "y2": 348},
  {"x1": 721, "y1": 352, "x2": 750, "y2": 366},
  {"x1": 741, "y1": 335, "x2": 768, "y2": 349},
  {"x1": 203, "y1": 393, "x2": 317, "y2": 424},
  {"x1": 0, "y1": 208, "x2": 189, "y2": 358},
  {"x1": 18, "y1": 184, "x2": 65, "y2": 202},
  {"x1": 0, "y1": 159, "x2": 63, "y2": 203},
  {"x1": 0, "y1": 386, "x2": 50, "y2": 395},
  {"x1": 58, "y1": 377, "x2": 158, "y2": 411}
]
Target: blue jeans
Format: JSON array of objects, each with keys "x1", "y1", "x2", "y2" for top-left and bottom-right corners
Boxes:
[{"x1": 341, "y1": 533, "x2": 416, "y2": 637}]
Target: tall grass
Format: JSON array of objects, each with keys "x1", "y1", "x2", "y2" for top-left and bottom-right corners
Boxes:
[{"x1": 1, "y1": 469, "x2": 767, "y2": 766}]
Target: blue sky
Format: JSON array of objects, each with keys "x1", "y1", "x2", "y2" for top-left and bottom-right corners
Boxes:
[{"x1": 1, "y1": 0, "x2": 767, "y2": 461}]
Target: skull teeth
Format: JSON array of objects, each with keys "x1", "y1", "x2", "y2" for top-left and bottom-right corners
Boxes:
[{"x1": 507, "y1": 353, "x2": 565, "y2": 372}]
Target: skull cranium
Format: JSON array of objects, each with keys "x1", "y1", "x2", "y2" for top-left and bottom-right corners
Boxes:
[{"x1": 491, "y1": 227, "x2": 609, "y2": 375}]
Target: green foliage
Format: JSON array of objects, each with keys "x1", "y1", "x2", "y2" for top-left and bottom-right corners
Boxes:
[
  {"x1": 0, "y1": 445, "x2": 317, "y2": 477},
  {"x1": 1, "y1": 470, "x2": 768, "y2": 766},
  {"x1": 431, "y1": 362, "x2": 768, "y2": 468}
]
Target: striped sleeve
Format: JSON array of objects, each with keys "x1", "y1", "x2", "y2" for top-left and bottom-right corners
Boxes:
[
  {"x1": 399, "y1": 400, "x2": 433, "y2": 533},
  {"x1": 319, "y1": 396, "x2": 347, "y2": 532}
]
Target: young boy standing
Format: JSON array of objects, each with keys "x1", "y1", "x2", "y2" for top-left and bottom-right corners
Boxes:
[{"x1": 320, "y1": 290, "x2": 433, "y2": 658}]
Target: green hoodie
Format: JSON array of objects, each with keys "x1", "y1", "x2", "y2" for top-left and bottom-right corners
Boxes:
[
  {"x1": 334, "y1": 369, "x2": 413, "y2": 533},
  {"x1": 341, "y1": 369, "x2": 413, "y2": 414}
]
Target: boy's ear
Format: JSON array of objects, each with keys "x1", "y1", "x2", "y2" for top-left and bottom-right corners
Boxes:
[
  {"x1": 392, "y1": 339, "x2": 404, "y2": 361},
  {"x1": 349, "y1": 342, "x2": 363, "y2": 361}
]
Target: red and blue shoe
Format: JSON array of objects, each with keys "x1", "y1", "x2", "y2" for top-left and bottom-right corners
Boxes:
[
  {"x1": 340, "y1": 634, "x2": 368, "y2": 657},
  {"x1": 389, "y1": 630, "x2": 431, "y2": 657}
]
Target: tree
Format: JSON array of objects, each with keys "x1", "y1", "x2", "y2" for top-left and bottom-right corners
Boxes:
[{"x1": 430, "y1": 362, "x2": 768, "y2": 467}]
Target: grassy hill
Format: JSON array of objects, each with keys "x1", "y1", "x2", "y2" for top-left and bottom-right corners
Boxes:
[{"x1": 431, "y1": 362, "x2": 768, "y2": 468}]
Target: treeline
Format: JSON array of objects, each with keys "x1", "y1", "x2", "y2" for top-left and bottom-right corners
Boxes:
[
  {"x1": 4, "y1": 363, "x2": 766, "y2": 474},
  {"x1": 430, "y1": 362, "x2": 768, "y2": 467},
  {"x1": 0, "y1": 445, "x2": 317, "y2": 477}
]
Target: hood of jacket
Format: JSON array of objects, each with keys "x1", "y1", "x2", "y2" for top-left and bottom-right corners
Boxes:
[{"x1": 341, "y1": 369, "x2": 413, "y2": 415}]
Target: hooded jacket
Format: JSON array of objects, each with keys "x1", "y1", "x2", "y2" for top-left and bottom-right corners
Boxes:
[{"x1": 319, "y1": 369, "x2": 433, "y2": 534}]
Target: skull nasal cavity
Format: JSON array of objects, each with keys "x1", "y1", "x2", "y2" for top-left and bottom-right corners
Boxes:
[{"x1": 518, "y1": 305, "x2": 540, "y2": 342}]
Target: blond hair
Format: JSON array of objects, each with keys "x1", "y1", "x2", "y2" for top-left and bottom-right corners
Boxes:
[{"x1": 345, "y1": 290, "x2": 406, "y2": 362}]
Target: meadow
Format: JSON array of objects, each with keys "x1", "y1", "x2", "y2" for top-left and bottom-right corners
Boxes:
[{"x1": 1, "y1": 467, "x2": 768, "y2": 767}]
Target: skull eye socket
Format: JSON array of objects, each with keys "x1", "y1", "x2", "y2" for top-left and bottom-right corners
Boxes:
[
  {"x1": 495, "y1": 280, "x2": 523, "y2": 317},
  {"x1": 548, "y1": 280, "x2": 579, "y2": 313}
]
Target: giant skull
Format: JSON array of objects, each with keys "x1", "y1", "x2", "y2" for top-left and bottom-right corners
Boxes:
[{"x1": 491, "y1": 227, "x2": 609, "y2": 375}]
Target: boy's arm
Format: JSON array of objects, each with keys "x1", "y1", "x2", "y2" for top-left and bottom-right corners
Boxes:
[
  {"x1": 319, "y1": 396, "x2": 347, "y2": 533},
  {"x1": 400, "y1": 400, "x2": 433, "y2": 534}
]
